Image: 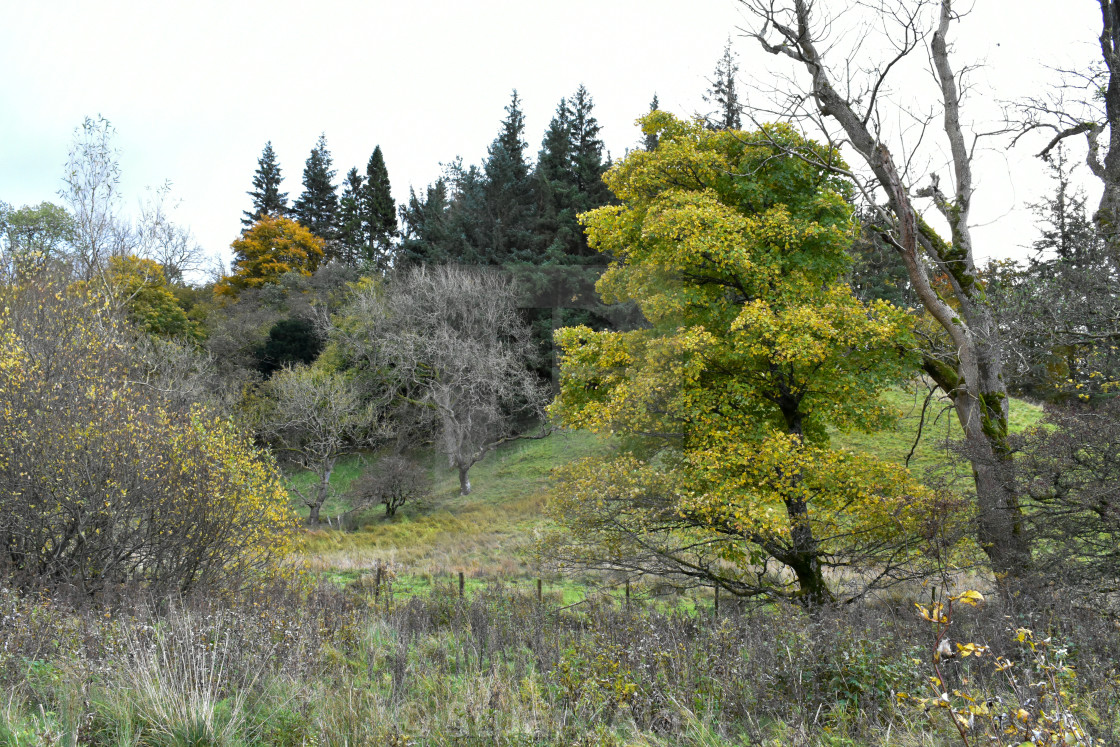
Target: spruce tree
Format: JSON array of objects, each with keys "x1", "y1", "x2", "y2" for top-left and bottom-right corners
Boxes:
[
  {"x1": 480, "y1": 90, "x2": 538, "y2": 263},
  {"x1": 497, "y1": 92, "x2": 529, "y2": 168},
  {"x1": 243, "y1": 141, "x2": 288, "y2": 226},
  {"x1": 337, "y1": 168, "x2": 365, "y2": 267},
  {"x1": 535, "y1": 86, "x2": 611, "y2": 262},
  {"x1": 704, "y1": 40, "x2": 742, "y2": 131},
  {"x1": 567, "y1": 85, "x2": 610, "y2": 207},
  {"x1": 397, "y1": 179, "x2": 451, "y2": 266},
  {"x1": 363, "y1": 146, "x2": 398, "y2": 269},
  {"x1": 1030, "y1": 147, "x2": 1100, "y2": 266},
  {"x1": 292, "y1": 134, "x2": 339, "y2": 247},
  {"x1": 538, "y1": 99, "x2": 571, "y2": 184}
]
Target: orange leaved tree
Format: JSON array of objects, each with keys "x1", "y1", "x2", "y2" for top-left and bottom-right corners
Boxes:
[{"x1": 216, "y1": 215, "x2": 324, "y2": 297}]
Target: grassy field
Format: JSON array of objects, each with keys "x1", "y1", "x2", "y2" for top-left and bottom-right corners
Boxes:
[
  {"x1": 293, "y1": 429, "x2": 613, "y2": 583},
  {"x1": 3, "y1": 564, "x2": 1114, "y2": 746},
  {"x1": 289, "y1": 383, "x2": 1044, "y2": 586}
]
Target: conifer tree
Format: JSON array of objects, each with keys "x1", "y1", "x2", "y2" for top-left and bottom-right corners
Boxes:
[
  {"x1": 397, "y1": 179, "x2": 451, "y2": 266},
  {"x1": 243, "y1": 141, "x2": 288, "y2": 227},
  {"x1": 704, "y1": 40, "x2": 742, "y2": 131},
  {"x1": 535, "y1": 85, "x2": 611, "y2": 261},
  {"x1": 568, "y1": 85, "x2": 610, "y2": 204},
  {"x1": 362, "y1": 146, "x2": 397, "y2": 269},
  {"x1": 537, "y1": 99, "x2": 572, "y2": 185},
  {"x1": 479, "y1": 90, "x2": 538, "y2": 263},
  {"x1": 337, "y1": 168, "x2": 365, "y2": 267},
  {"x1": 292, "y1": 134, "x2": 339, "y2": 247}
]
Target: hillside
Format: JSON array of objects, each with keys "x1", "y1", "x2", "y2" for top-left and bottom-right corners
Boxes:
[{"x1": 291, "y1": 385, "x2": 1045, "y2": 582}]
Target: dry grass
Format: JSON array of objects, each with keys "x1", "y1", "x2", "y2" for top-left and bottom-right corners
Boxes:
[{"x1": 1, "y1": 573, "x2": 1117, "y2": 745}]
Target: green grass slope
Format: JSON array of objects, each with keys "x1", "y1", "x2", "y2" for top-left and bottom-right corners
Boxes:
[
  {"x1": 835, "y1": 386, "x2": 1043, "y2": 481},
  {"x1": 294, "y1": 429, "x2": 611, "y2": 580},
  {"x1": 290, "y1": 385, "x2": 1044, "y2": 580}
]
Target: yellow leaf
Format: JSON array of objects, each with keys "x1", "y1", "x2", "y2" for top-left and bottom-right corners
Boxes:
[{"x1": 952, "y1": 589, "x2": 985, "y2": 606}]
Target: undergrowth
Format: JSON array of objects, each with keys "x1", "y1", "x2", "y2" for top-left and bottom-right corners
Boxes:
[{"x1": 0, "y1": 576, "x2": 1116, "y2": 746}]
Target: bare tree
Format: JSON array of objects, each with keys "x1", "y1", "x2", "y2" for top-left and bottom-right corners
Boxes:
[
  {"x1": 350, "y1": 455, "x2": 431, "y2": 517},
  {"x1": 335, "y1": 266, "x2": 549, "y2": 496},
  {"x1": 59, "y1": 116, "x2": 133, "y2": 279},
  {"x1": 135, "y1": 182, "x2": 210, "y2": 285},
  {"x1": 261, "y1": 366, "x2": 390, "y2": 524},
  {"x1": 741, "y1": 0, "x2": 1030, "y2": 576},
  {"x1": 1018, "y1": 1, "x2": 1120, "y2": 255}
]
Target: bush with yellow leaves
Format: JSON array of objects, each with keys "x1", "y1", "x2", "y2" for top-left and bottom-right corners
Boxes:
[
  {"x1": 899, "y1": 588, "x2": 1092, "y2": 745},
  {"x1": 0, "y1": 278, "x2": 296, "y2": 597}
]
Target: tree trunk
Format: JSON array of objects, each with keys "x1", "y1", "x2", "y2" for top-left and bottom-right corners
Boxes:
[
  {"x1": 308, "y1": 458, "x2": 336, "y2": 525},
  {"x1": 777, "y1": 402, "x2": 832, "y2": 605},
  {"x1": 746, "y1": 0, "x2": 1031, "y2": 581},
  {"x1": 783, "y1": 496, "x2": 832, "y2": 607},
  {"x1": 1092, "y1": 0, "x2": 1120, "y2": 258},
  {"x1": 944, "y1": 378, "x2": 1031, "y2": 574},
  {"x1": 458, "y1": 465, "x2": 472, "y2": 496}
]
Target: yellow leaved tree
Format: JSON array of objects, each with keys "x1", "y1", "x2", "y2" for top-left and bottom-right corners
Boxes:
[
  {"x1": 215, "y1": 215, "x2": 324, "y2": 297},
  {"x1": 548, "y1": 114, "x2": 954, "y2": 605}
]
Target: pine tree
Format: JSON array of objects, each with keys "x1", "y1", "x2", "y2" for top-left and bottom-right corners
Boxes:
[
  {"x1": 363, "y1": 146, "x2": 397, "y2": 269},
  {"x1": 704, "y1": 40, "x2": 742, "y2": 131},
  {"x1": 292, "y1": 134, "x2": 339, "y2": 248},
  {"x1": 337, "y1": 168, "x2": 365, "y2": 267},
  {"x1": 243, "y1": 141, "x2": 288, "y2": 226},
  {"x1": 643, "y1": 94, "x2": 661, "y2": 151}
]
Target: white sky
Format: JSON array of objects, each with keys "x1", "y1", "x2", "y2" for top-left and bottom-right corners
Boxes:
[{"x1": 0, "y1": 1, "x2": 1104, "y2": 274}]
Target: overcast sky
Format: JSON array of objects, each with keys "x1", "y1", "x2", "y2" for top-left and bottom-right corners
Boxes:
[{"x1": 0, "y1": 1, "x2": 1104, "y2": 274}]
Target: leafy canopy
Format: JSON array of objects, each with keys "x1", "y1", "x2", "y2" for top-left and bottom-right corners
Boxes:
[
  {"x1": 549, "y1": 114, "x2": 931, "y2": 603},
  {"x1": 217, "y1": 215, "x2": 325, "y2": 297},
  {"x1": 101, "y1": 255, "x2": 198, "y2": 340}
]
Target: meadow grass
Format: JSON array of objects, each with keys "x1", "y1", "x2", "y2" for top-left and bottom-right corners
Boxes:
[
  {"x1": 1, "y1": 576, "x2": 1115, "y2": 746},
  {"x1": 832, "y1": 384, "x2": 1043, "y2": 482},
  {"x1": 288, "y1": 383, "x2": 1044, "y2": 585},
  {"x1": 5, "y1": 387, "x2": 1112, "y2": 746},
  {"x1": 292, "y1": 429, "x2": 613, "y2": 581}
]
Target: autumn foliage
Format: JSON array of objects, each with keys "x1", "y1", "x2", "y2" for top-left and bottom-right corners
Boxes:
[
  {"x1": 548, "y1": 114, "x2": 943, "y2": 604},
  {"x1": 216, "y1": 215, "x2": 324, "y2": 297},
  {"x1": 0, "y1": 279, "x2": 296, "y2": 596},
  {"x1": 101, "y1": 254, "x2": 199, "y2": 339}
]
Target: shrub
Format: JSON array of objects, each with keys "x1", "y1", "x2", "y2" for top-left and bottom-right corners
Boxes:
[
  {"x1": 255, "y1": 316, "x2": 322, "y2": 376},
  {"x1": 0, "y1": 279, "x2": 296, "y2": 596},
  {"x1": 351, "y1": 455, "x2": 432, "y2": 517},
  {"x1": 1015, "y1": 398, "x2": 1120, "y2": 599}
]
